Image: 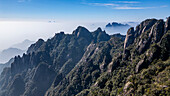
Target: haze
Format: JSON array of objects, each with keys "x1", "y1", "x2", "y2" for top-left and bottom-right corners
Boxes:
[{"x1": 0, "y1": 21, "x2": 107, "y2": 51}]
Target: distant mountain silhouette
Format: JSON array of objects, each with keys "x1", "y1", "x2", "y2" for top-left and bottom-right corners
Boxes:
[
  {"x1": 0, "y1": 39, "x2": 34, "y2": 63},
  {"x1": 12, "y1": 39, "x2": 34, "y2": 50},
  {"x1": 106, "y1": 22, "x2": 130, "y2": 27},
  {"x1": 0, "y1": 48, "x2": 24, "y2": 63},
  {"x1": 105, "y1": 22, "x2": 131, "y2": 34},
  {"x1": 0, "y1": 58, "x2": 14, "y2": 73}
]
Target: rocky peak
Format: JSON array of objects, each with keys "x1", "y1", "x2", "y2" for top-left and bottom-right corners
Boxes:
[
  {"x1": 106, "y1": 23, "x2": 112, "y2": 27},
  {"x1": 72, "y1": 26, "x2": 93, "y2": 39},
  {"x1": 149, "y1": 19, "x2": 164, "y2": 43},
  {"x1": 135, "y1": 19, "x2": 157, "y2": 37},
  {"x1": 124, "y1": 27, "x2": 135, "y2": 49},
  {"x1": 96, "y1": 27, "x2": 102, "y2": 32},
  {"x1": 27, "y1": 38, "x2": 45, "y2": 54},
  {"x1": 92, "y1": 27, "x2": 110, "y2": 43},
  {"x1": 106, "y1": 22, "x2": 130, "y2": 27}
]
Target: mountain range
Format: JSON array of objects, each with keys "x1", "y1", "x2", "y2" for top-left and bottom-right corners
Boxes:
[
  {"x1": 0, "y1": 17, "x2": 169, "y2": 96},
  {"x1": 12, "y1": 39, "x2": 34, "y2": 51},
  {"x1": 0, "y1": 39, "x2": 34, "y2": 63},
  {"x1": 105, "y1": 22, "x2": 132, "y2": 35}
]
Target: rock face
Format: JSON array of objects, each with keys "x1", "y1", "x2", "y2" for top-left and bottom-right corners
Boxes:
[
  {"x1": 124, "y1": 27, "x2": 135, "y2": 49},
  {"x1": 149, "y1": 19, "x2": 164, "y2": 43},
  {"x1": 135, "y1": 59, "x2": 145, "y2": 73},
  {"x1": 27, "y1": 38, "x2": 45, "y2": 53},
  {"x1": 92, "y1": 27, "x2": 110, "y2": 43},
  {"x1": 72, "y1": 26, "x2": 93, "y2": 42}
]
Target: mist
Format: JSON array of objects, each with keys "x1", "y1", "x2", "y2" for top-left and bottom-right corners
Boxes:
[
  {"x1": 0, "y1": 21, "x2": 138, "y2": 51},
  {"x1": 0, "y1": 21, "x2": 108, "y2": 51}
]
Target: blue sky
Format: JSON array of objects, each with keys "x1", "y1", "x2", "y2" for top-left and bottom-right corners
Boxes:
[
  {"x1": 0, "y1": 0, "x2": 170, "y2": 52},
  {"x1": 0, "y1": 0, "x2": 170, "y2": 22}
]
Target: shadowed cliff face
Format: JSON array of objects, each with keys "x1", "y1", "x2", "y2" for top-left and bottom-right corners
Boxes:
[{"x1": 0, "y1": 17, "x2": 169, "y2": 96}]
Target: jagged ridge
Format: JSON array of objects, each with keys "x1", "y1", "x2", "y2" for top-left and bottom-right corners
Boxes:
[{"x1": 0, "y1": 17, "x2": 169, "y2": 96}]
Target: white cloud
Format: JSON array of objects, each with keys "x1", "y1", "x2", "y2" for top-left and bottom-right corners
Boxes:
[
  {"x1": 160, "y1": 5, "x2": 168, "y2": 8},
  {"x1": 17, "y1": 0, "x2": 31, "y2": 3},
  {"x1": 18, "y1": 0, "x2": 25, "y2": 2},
  {"x1": 114, "y1": 6, "x2": 155, "y2": 9},
  {"x1": 88, "y1": 3, "x2": 119, "y2": 7},
  {"x1": 115, "y1": 1, "x2": 140, "y2": 4}
]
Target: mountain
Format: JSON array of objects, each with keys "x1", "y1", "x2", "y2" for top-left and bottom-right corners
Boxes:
[
  {"x1": 105, "y1": 22, "x2": 131, "y2": 34},
  {"x1": 0, "y1": 17, "x2": 169, "y2": 96},
  {"x1": 0, "y1": 39, "x2": 34, "y2": 63},
  {"x1": 0, "y1": 48, "x2": 24, "y2": 63},
  {"x1": 12, "y1": 39, "x2": 34, "y2": 50},
  {"x1": 106, "y1": 22, "x2": 130, "y2": 28},
  {"x1": 0, "y1": 58, "x2": 14, "y2": 73}
]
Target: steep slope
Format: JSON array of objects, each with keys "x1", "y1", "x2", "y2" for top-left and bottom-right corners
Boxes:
[
  {"x1": 76, "y1": 17, "x2": 170, "y2": 96},
  {"x1": 45, "y1": 36, "x2": 124, "y2": 96}
]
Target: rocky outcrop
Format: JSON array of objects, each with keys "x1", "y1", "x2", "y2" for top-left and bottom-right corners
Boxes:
[
  {"x1": 135, "y1": 59, "x2": 145, "y2": 73},
  {"x1": 27, "y1": 39, "x2": 45, "y2": 54},
  {"x1": 124, "y1": 27, "x2": 135, "y2": 49},
  {"x1": 92, "y1": 27, "x2": 110, "y2": 43},
  {"x1": 73, "y1": 26, "x2": 93, "y2": 41},
  {"x1": 134, "y1": 19, "x2": 164, "y2": 54},
  {"x1": 134, "y1": 19, "x2": 157, "y2": 37},
  {"x1": 149, "y1": 19, "x2": 164, "y2": 43}
]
